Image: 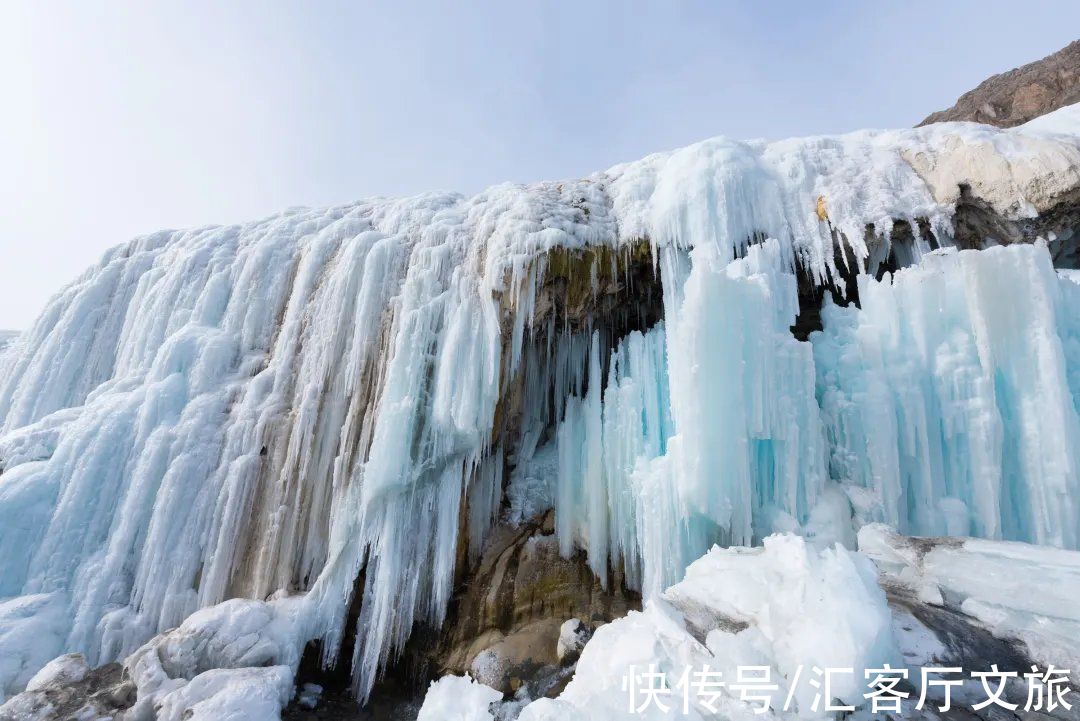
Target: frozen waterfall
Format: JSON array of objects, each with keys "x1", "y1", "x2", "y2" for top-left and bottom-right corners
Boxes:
[{"x1": 2, "y1": 105, "x2": 1080, "y2": 704}]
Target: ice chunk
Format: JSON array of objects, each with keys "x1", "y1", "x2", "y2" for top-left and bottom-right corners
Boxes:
[
  {"x1": 521, "y1": 534, "x2": 895, "y2": 720},
  {"x1": 859, "y1": 523, "x2": 1080, "y2": 670},
  {"x1": 124, "y1": 597, "x2": 302, "y2": 721},
  {"x1": 153, "y1": 666, "x2": 294, "y2": 721},
  {"x1": 0, "y1": 593, "x2": 67, "y2": 703},
  {"x1": 556, "y1": 619, "x2": 590, "y2": 665},
  {"x1": 418, "y1": 674, "x2": 502, "y2": 721}
]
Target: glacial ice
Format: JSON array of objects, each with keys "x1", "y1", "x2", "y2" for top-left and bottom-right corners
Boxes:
[{"x1": 0, "y1": 104, "x2": 1079, "y2": 709}]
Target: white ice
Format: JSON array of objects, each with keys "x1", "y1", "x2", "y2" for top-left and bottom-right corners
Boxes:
[
  {"x1": 122, "y1": 597, "x2": 301, "y2": 721},
  {"x1": 417, "y1": 674, "x2": 502, "y2": 721},
  {"x1": 515, "y1": 533, "x2": 894, "y2": 720}
]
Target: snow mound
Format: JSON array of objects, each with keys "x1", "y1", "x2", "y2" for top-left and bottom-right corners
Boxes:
[
  {"x1": 1019, "y1": 101, "x2": 1080, "y2": 136},
  {"x1": 124, "y1": 597, "x2": 302, "y2": 721},
  {"x1": 418, "y1": 674, "x2": 502, "y2": 721},
  {"x1": 519, "y1": 534, "x2": 895, "y2": 720},
  {"x1": 23, "y1": 654, "x2": 88, "y2": 693}
]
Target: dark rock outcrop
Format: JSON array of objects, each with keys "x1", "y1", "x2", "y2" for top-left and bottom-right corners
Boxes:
[{"x1": 920, "y1": 40, "x2": 1080, "y2": 128}]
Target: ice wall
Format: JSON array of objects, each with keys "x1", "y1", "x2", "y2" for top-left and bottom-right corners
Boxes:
[
  {"x1": 554, "y1": 240, "x2": 826, "y2": 599},
  {"x1": 813, "y1": 245, "x2": 1080, "y2": 546},
  {"x1": 1, "y1": 107, "x2": 1079, "y2": 703}
]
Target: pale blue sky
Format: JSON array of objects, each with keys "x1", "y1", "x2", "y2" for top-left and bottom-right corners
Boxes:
[{"x1": 2, "y1": 2, "x2": 1078, "y2": 329}]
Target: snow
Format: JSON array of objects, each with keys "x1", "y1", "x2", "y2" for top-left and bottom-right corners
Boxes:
[
  {"x1": 556, "y1": 619, "x2": 590, "y2": 664},
  {"x1": 417, "y1": 674, "x2": 502, "y2": 721},
  {"x1": 514, "y1": 533, "x2": 894, "y2": 720},
  {"x1": 1060, "y1": 268, "x2": 1080, "y2": 284},
  {"x1": 123, "y1": 597, "x2": 302, "y2": 720},
  {"x1": 0, "y1": 104, "x2": 1078, "y2": 705},
  {"x1": 296, "y1": 682, "x2": 322, "y2": 710},
  {"x1": 24, "y1": 653, "x2": 88, "y2": 692},
  {"x1": 151, "y1": 666, "x2": 294, "y2": 721},
  {"x1": 1019, "y1": 101, "x2": 1080, "y2": 136}
]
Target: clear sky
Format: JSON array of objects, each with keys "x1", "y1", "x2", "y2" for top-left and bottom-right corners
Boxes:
[{"x1": 2, "y1": 2, "x2": 1078, "y2": 329}]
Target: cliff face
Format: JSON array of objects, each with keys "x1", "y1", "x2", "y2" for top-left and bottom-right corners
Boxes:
[{"x1": 919, "y1": 39, "x2": 1080, "y2": 128}]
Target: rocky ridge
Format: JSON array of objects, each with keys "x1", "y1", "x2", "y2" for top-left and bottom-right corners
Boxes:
[{"x1": 920, "y1": 39, "x2": 1080, "y2": 128}]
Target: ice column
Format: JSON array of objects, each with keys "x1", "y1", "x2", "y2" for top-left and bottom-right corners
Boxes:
[
  {"x1": 813, "y1": 245, "x2": 1080, "y2": 547},
  {"x1": 555, "y1": 239, "x2": 828, "y2": 598}
]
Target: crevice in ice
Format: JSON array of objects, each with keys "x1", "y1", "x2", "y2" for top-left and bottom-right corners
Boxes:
[
  {"x1": 791, "y1": 243, "x2": 860, "y2": 342},
  {"x1": 294, "y1": 571, "x2": 366, "y2": 697}
]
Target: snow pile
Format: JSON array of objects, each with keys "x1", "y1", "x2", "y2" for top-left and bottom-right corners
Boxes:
[
  {"x1": 123, "y1": 597, "x2": 301, "y2": 721},
  {"x1": 0, "y1": 105, "x2": 1077, "y2": 704},
  {"x1": 860, "y1": 524, "x2": 1080, "y2": 671},
  {"x1": 1016, "y1": 101, "x2": 1080, "y2": 137},
  {"x1": 23, "y1": 654, "x2": 89, "y2": 693},
  {"x1": 417, "y1": 674, "x2": 502, "y2": 721},
  {"x1": 813, "y1": 244, "x2": 1080, "y2": 546},
  {"x1": 515, "y1": 534, "x2": 894, "y2": 720}
]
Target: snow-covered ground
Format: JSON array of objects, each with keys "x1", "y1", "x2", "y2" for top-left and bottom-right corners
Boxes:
[
  {"x1": 1, "y1": 105, "x2": 1080, "y2": 717},
  {"x1": 425, "y1": 529, "x2": 1080, "y2": 720}
]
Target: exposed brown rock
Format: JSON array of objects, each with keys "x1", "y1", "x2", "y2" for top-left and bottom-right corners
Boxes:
[
  {"x1": 920, "y1": 40, "x2": 1080, "y2": 127},
  {"x1": 420, "y1": 510, "x2": 639, "y2": 695}
]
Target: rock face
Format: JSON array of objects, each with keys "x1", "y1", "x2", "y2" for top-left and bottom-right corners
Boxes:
[
  {"x1": 421, "y1": 511, "x2": 638, "y2": 697},
  {"x1": 920, "y1": 40, "x2": 1080, "y2": 128}
]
